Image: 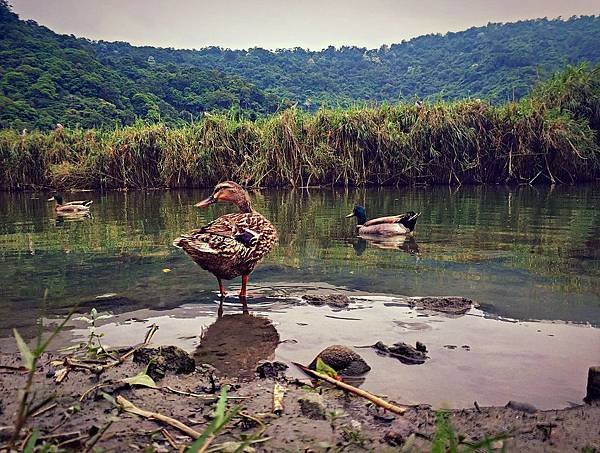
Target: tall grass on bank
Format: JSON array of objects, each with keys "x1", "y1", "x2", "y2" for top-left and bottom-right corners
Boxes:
[{"x1": 1, "y1": 65, "x2": 599, "y2": 190}]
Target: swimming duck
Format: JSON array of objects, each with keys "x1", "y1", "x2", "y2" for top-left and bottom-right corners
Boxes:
[
  {"x1": 47, "y1": 193, "x2": 92, "y2": 214},
  {"x1": 346, "y1": 205, "x2": 420, "y2": 237},
  {"x1": 173, "y1": 181, "x2": 278, "y2": 298}
]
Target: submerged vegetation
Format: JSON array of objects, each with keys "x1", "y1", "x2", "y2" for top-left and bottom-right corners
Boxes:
[{"x1": 1, "y1": 64, "x2": 599, "y2": 190}]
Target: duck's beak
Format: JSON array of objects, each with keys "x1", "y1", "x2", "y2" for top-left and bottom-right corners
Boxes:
[
  {"x1": 195, "y1": 195, "x2": 216, "y2": 208},
  {"x1": 345, "y1": 212, "x2": 355, "y2": 218}
]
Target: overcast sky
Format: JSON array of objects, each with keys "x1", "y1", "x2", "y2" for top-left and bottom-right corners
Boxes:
[{"x1": 9, "y1": 0, "x2": 600, "y2": 50}]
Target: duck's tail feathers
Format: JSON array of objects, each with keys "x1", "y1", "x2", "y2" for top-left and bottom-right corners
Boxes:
[{"x1": 172, "y1": 236, "x2": 187, "y2": 248}]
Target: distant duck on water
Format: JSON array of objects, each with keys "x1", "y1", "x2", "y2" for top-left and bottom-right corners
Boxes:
[
  {"x1": 346, "y1": 205, "x2": 420, "y2": 237},
  {"x1": 47, "y1": 193, "x2": 92, "y2": 214}
]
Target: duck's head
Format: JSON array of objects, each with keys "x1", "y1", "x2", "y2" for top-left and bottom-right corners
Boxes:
[
  {"x1": 196, "y1": 181, "x2": 252, "y2": 213},
  {"x1": 346, "y1": 205, "x2": 367, "y2": 225},
  {"x1": 47, "y1": 193, "x2": 64, "y2": 205},
  {"x1": 398, "y1": 211, "x2": 421, "y2": 232}
]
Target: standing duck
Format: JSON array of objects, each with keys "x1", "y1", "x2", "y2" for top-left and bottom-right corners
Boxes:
[
  {"x1": 173, "y1": 181, "x2": 278, "y2": 298},
  {"x1": 346, "y1": 205, "x2": 420, "y2": 237},
  {"x1": 47, "y1": 193, "x2": 92, "y2": 214}
]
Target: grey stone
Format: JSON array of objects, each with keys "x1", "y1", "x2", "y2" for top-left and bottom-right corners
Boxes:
[
  {"x1": 410, "y1": 296, "x2": 475, "y2": 315},
  {"x1": 310, "y1": 345, "x2": 371, "y2": 376},
  {"x1": 302, "y1": 294, "x2": 351, "y2": 309},
  {"x1": 505, "y1": 400, "x2": 538, "y2": 413},
  {"x1": 256, "y1": 360, "x2": 288, "y2": 379},
  {"x1": 374, "y1": 341, "x2": 428, "y2": 365},
  {"x1": 133, "y1": 345, "x2": 195, "y2": 381}
]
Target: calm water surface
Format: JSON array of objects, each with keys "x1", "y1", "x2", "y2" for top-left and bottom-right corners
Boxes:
[{"x1": 1, "y1": 186, "x2": 599, "y2": 408}]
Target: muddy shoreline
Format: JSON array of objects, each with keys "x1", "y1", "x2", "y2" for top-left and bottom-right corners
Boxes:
[{"x1": 1, "y1": 346, "x2": 599, "y2": 452}]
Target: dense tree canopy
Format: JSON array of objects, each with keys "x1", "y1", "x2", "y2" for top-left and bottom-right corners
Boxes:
[
  {"x1": 1, "y1": 1, "x2": 599, "y2": 130},
  {"x1": 0, "y1": 2, "x2": 278, "y2": 130}
]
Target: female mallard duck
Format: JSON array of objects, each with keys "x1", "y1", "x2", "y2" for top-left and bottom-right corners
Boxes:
[
  {"x1": 173, "y1": 181, "x2": 278, "y2": 298},
  {"x1": 346, "y1": 205, "x2": 420, "y2": 237},
  {"x1": 47, "y1": 193, "x2": 92, "y2": 214}
]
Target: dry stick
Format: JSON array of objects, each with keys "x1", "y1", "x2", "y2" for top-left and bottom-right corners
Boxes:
[
  {"x1": 292, "y1": 362, "x2": 408, "y2": 415},
  {"x1": 160, "y1": 428, "x2": 179, "y2": 450},
  {"x1": 163, "y1": 386, "x2": 248, "y2": 400},
  {"x1": 116, "y1": 395, "x2": 201, "y2": 439},
  {"x1": 0, "y1": 365, "x2": 28, "y2": 372},
  {"x1": 79, "y1": 382, "x2": 113, "y2": 402},
  {"x1": 31, "y1": 402, "x2": 58, "y2": 418}
]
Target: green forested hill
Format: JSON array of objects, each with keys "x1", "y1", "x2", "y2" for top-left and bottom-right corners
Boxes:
[
  {"x1": 0, "y1": 2, "x2": 278, "y2": 130},
  {"x1": 1, "y1": 0, "x2": 599, "y2": 130},
  {"x1": 98, "y1": 15, "x2": 600, "y2": 106}
]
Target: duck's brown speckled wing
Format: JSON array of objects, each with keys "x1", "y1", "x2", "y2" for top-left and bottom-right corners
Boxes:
[
  {"x1": 174, "y1": 212, "x2": 278, "y2": 280},
  {"x1": 362, "y1": 214, "x2": 405, "y2": 227}
]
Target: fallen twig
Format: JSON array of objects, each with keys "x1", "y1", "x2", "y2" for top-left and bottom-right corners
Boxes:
[
  {"x1": 79, "y1": 382, "x2": 113, "y2": 401},
  {"x1": 161, "y1": 428, "x2": 180, "y2": 450},
  {"x1": 55, "y1": 367, "x2": 70, "y2": 383},
  {"x1": 0, "y1": 365, "x2": 29, "y2": 373},
  {"x1": 37, "y1": 430, "x2": 82, "y2": 441},
  {"x1": 293, "y1": 362, "x2": 408, "y2": 415},
  {"x1": 116, "y1": 395, "x2": 201, "y2": 439},
  {"x1": 57, "y1": 434, "x2": 87, "y2": 447},
  {"x1": 205, "y1": 437, "x2": 271, "y2": 452},
  {"x1": 164, "y1": 386, "x2": 248, "y2": 400},
  {"x1": 31, "y1": 402, "x2": 58, "y2": 418}
]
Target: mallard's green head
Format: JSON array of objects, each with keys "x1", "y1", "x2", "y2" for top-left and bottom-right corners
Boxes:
[
  {"x1": 47, "y1": 193, "x2": 64, "y2": 205},
  {"x1": 346, "y1": 205, "x2": 367, "y2": 225}
]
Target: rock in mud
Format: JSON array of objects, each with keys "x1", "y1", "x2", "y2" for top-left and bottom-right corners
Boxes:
[
  {"x1": 133, "y1": 345, "x2": 195, "y2": 380},
  {"x1": 256, "y1": 360, "x2": 288, "y2": 379},
  {"x1": 374, "y1": 341, "x2": 428, "y2": 365},
  {"x1": 298, "y1": 393, "x2": 326, "y2": 419},
  {"x1": 586, "y1": 366, "x2": 600, "y2": 402},
  {"x1": 302, "y1": 294, "x2": 351, "y2": 309},
  {"x1": 505, "y1": 400, "x2": 538, "y2": 414},
  {"x1": 310, "y1": 345, "x2": 371, "y2": 376},
  {"x1": 410, "y1": 296, "x2": 475, "y2": 315}
]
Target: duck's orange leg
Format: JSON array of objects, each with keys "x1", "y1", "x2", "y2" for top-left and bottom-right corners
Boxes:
[
  {"x1": 217, "y1": 277, "x2": 226, "y2": 298},
  {"x1": 239, "y1": 274, "x2": 249, "y2": 298}
]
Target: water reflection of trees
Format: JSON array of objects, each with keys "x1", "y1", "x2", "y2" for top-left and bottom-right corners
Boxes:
[{"x1": 1, "y1": 185, "x2": 599, "y2": 308}]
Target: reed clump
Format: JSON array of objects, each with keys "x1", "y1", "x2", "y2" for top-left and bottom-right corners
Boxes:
[{"x1": 1, "y1": 65, "x2": 598, "y2": 190}]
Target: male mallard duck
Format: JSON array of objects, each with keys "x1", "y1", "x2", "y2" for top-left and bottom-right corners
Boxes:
[
  {"x1": 173, "y1": 181, "x2": 278, "y2": 298},
  {"x1": 47, "y1": 193, "x2": 92, "y2": 214},
  {"x1": 346, "y1": 205, "x2": 420, "y2": 237}
]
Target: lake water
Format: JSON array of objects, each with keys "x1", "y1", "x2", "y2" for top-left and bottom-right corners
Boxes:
[{"x1": 1, "y1": 185, "x2": 599, "y2": 409}]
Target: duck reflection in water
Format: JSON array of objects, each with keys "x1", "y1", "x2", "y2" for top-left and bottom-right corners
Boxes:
[
  {"x1": 55, "y1": 210, "x2": 92, "y2": 225},
  {"x1": 195, "y1": 296, "x2": 280, "y2": 379},
  {"x1": 353, "y1": 235, "x2": 420, "y2": 256}
]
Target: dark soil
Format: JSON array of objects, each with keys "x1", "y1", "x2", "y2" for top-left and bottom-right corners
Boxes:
[{"x1": 1, "y1": 351, "x2": 599, "y2": 452}]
